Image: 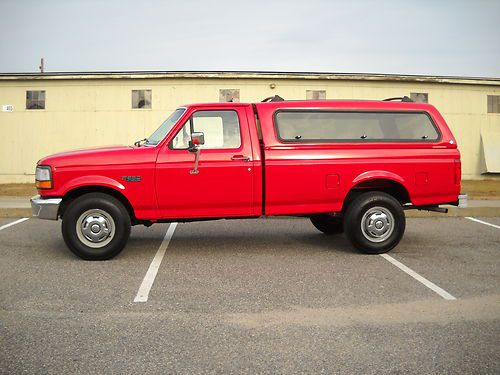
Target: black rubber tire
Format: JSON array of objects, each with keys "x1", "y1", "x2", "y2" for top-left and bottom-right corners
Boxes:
[
  {"x1": 61, "y1": 193, "x2": 131, "y2": 260},
  {"x1": 310, "y1": 215, "x2": 343, "y2": 235},
  {"x1": 343, "y1": 191, "x2": 405, "y2": 254}
]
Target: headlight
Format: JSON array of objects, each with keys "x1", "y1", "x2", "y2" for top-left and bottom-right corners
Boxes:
[{"x1": 35, "y1": 165, "x2": 53, "y2": 189}]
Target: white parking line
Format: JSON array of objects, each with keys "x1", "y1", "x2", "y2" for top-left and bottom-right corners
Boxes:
[
  {"x1": 380, "y1": 253, "x2": 456, "y2": 300},
  {"x1": 0, "y1": 218, "x2": 29, "y2": 231},
  {"x1": 134, "y1": 222, "x2": 178, "y2": 303},
  {"x1": 465, "y1": 217, "x2": 500, "y2": 230}
]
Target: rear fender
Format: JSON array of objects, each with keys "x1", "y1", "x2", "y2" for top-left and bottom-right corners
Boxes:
[
  {"x1": 352, "y1": 170, "x2": 406, "y2": 186},
  {"x1": 340, "y1": 171, "x2": 411, "y2": 208}
]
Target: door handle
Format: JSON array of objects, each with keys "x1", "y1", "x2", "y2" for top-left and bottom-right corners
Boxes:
[{"x1": 231, "y1": 155, "x2": 250, "y2": 162}]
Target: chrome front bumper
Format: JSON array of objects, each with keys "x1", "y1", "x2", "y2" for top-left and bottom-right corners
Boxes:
[{"x1": 31, "y1": 195, "x2": 62, "y2": 220}]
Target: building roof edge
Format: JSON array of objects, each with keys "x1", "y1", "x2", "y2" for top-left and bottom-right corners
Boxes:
[{"x1": 0, "y1": 70, "x2": 499, "y2": 86}]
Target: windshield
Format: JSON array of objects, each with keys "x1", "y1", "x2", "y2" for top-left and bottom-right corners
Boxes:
[{"x1": 145, "y1": 108, "x2": 186, "y2": 146}]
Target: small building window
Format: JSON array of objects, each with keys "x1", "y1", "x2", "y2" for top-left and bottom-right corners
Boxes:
[
  {"x1": 219, "y1": 89, "x2": 240, "y2": 102},
  {"x1": 410, "y1": 92, "x2": 428, "y2": 103},
  {"x1": 487, "y1": 95, "x2": 500, "y2": 113},
  {"x1": 306, "y1": 90, "x2": 326, "y2": 100},
  {"x1": 26, "y1": 90, "x2": 45, "y2": 110},
  {"x1": 132, "y1": 90, "x2": 152, "y2": 109}
]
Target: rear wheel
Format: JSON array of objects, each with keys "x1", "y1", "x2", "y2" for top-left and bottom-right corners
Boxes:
[
  {"x1": 344, "y1": 191, "x2": 405, "y2": 254},
  {"x1": 61, "y1": 193, "x2": 131, "y2": 260},
  {"x1": 310, "y1": 215, "x2": 343, "y2": 235}
]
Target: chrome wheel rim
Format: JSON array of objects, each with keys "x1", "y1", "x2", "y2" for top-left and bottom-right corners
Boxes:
[
  {"x1": 361, "y1": 206, "x2": 394, "y2": 243},
  {"x1": 76, "y1": 209, "x2": 115, "y2": 248}
]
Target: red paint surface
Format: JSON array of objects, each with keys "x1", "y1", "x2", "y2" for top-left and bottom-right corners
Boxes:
[{"x1": 37, "y1": 100, "x2": 461, "y2": 220}]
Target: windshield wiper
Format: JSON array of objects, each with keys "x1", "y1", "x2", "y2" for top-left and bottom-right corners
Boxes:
[{"x1": 134, "y1": 138, "x2": 148, "y2": 147}]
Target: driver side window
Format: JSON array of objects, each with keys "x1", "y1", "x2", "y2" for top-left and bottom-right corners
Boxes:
[{"x1": 171, "y1": 110, "x2": 241, "y2": 149}]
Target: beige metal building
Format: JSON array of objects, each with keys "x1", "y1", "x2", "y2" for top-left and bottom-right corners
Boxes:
[{"x1": 0, "y1": 71, "x2": 499, "y2": 183}]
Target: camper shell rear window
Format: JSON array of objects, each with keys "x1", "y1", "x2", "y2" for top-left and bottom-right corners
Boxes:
[{"x1": 274, "y1": 110, "x2": 441, "y2": 143}]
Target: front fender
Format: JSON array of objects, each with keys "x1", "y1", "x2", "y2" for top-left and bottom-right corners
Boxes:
[{"x1": 59, "y1": 175, "x2": 126, "y2": 195}]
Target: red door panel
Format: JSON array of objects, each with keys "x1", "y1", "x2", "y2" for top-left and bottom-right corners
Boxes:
[{"x1": 155, "y1": 107, "x2": 256, "y2": 219}]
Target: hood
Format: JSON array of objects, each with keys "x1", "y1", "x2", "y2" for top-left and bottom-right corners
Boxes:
[{"x1": 37, "y1": 145, "x2": 147, "y2": 168}]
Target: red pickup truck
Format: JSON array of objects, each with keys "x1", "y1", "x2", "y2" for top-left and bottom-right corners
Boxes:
[{"x1": 31, "y1": 96, "x2": 467, "y2": 260}]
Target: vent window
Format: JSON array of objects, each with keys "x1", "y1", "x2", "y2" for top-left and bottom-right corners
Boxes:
[
  {"x1": 487, "y1": 95, "x2": 500, "y2": 113},
  {"x1": 132, "y1": 90, "x2": 152, "y2": 109},
  {"x1": 306, "y1": 90, "x2": 326, "y2": 100},
  {"x1": 410, "y1": 92, "x2": 428, "y2": 103},
  {"x1": 26, "y1": 90, "x2": 45, "y2": 110},
  {"x1": 219, "y1": 89, "x2": 240, "y2": 102}
]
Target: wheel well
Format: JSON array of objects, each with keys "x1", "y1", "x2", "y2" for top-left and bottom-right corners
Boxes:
[
  {"x1": 343, "y1": 179, "x2": 411, "y2": 211},
  {"x1": 59, "y1": 186, "x2": 136, "y2": 223}
]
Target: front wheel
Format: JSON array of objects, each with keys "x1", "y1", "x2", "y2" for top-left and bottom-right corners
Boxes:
[
  {"x1": 61, "y1": 193, "x2": 131, "y2": 260},
  {"x1": 344, "y1": 192, "x2": 405, "y2": 254}
]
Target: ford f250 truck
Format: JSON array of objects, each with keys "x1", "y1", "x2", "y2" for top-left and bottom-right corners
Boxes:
[{"x1": 31, "y1": 96, "x2": 467, "y2": 260}]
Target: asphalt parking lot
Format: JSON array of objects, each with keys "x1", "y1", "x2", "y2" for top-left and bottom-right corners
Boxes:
[{"x1": 1, "y1": 216, "x2": 499, "y2": 374}]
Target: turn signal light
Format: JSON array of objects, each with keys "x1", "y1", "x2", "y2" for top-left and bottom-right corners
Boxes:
[
  {"x1": 35, "y1": 165, "x2": 53, "y2": 189},
  {"x1": 36, "y1": 180, "x2": 53, "y2": 189}
]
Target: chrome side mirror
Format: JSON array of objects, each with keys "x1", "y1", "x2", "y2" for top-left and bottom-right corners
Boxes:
[
  {"x1": 189, "y1": 132, "x2": 205, "y2": 150},
  {"x1": 188, "y1": 132, "x2": 204, "y2": 174}
]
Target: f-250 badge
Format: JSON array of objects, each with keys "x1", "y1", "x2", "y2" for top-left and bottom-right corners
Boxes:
[{"x1": 121, "y1": 176, "x2": 141, "y2": 182}]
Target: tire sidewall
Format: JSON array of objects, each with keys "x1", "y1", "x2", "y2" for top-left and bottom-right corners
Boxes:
[
  {"x1": 344, "y1": 192, "x2": 405, "y2": 254},
  {"x1": 62, "y1": 193, "x2": 131, "y2": 260}
]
